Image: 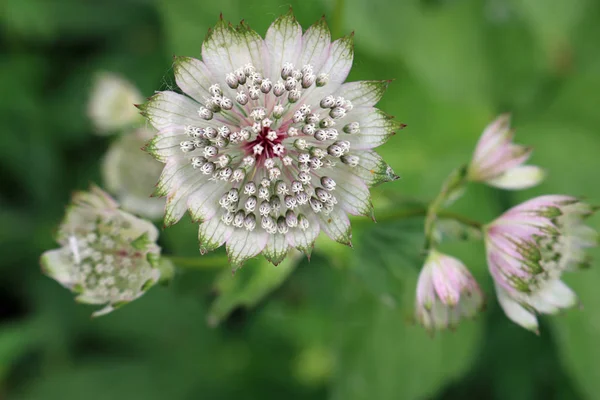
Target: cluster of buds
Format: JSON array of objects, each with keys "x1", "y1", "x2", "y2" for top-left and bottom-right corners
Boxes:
[
  {"x1": 416, "y1": 115, "x2": 598, "y2": 333},
  {"x1": 40, "y1": 186, "x2": 167, "y2": 316}
]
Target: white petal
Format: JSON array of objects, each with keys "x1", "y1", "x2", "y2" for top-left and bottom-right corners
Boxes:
[
  {"x1": 317, "y1": 207, "x2": 352, "y2": 246},
  {"x1": 344, "y1": 107, "x2": 402, "y2": 150},
  {"x1": 533, "y1": 280, "x2": 578, "y2": 311},
  {"x1": 264, "y1": 11, "x2": 303, "y2": 82},
  {"x1": 153, "y1": 157, "x2": 192, "y2": 198},
  {"x1": 174, "y1": 57, "x2": 215, "y2": 104},
  {"x1": 343, "y1": 150, "x2": 398, "y2": 187},
  {"x1": 198, "y1": 215, "x2": 234, "y2": 254},
  {"x1": 319, "y1": 35, "x2": 354, "y2": 85},
  {"x1": 186, "y1": 180, "x2": 227, "y2": 223},
  {"x1": 202, "y1": 20, "x2": 268, "y2": 97},
  {"x1": 143, "y1": 126, "x2": 188, "y2": 162},
  {"x1": 40, "y1": 249, "x2": 75, "y2": 288},
  {"x1": 328, "y1": 169, "x2": 373, "y2": 217},
  {"x1": 226, "y1": 229, "x2": 269, "y2": 268},
  {"x1": 298, "y1": 18, "x2": 331, "y2": 71},
  {"x1": 286, "y1": 214, "x2": 320, "y2": 256},
  {"x1": 120, "y1": 193, "x2": 164, "y2": 221},
  {"x1": 140, "y1": 91, "x2": 204, "y2": 131},
  {"x1": 334, "y1": 81, "x2": 390, "y2": 108},
  {"x1": 496, "y1": 284, "x2": 539, "y2": 332},
  {"x1": 163, "y1": 170, "x2": 209, "y2": 226},
  {"x1": 486, "y1": 165, "x2": 545, "y2": 190},
  {"x1": 263, "y1": 234, "x2": 289, "y2": 265}
]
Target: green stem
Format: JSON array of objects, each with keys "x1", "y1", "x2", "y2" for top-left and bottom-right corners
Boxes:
[{"x1": 164, "y1": 254, "x2": 229, "y2": 269}]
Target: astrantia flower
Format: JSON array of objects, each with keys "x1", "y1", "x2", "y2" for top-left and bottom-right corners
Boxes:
[
  {"x1": 140, "y1": 12, "x2": 402, "y2": 266},
  {"x1": 88, "y1": 72, "x2": 144, "y2": 134},
  {"x1": 104, "y1": 128, "x2": 165, "y2": 219},
  {"x1": 40, "y1": 186, "x2": 163, "y2": 316},
  {"x1": 415, "y1": 250, "x2": 484, "y2": 331},
  {"x1": 485, "y1": 195, "x2": 598, "y2": 332},
  {"x1": 467, "y1": 114, "x2": 545, "y2": 190}
]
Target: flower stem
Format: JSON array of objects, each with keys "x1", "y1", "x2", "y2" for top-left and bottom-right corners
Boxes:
[{"x1": 164, "y1": 254, "x2": 229, "y2": 269}]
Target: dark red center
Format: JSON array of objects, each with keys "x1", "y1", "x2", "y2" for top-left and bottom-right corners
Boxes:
[{"x1": 243, "y1": 126, "x2": 286, "y2": 164}]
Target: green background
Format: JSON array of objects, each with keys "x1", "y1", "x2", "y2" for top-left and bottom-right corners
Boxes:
[{"x1": 1, "y1": 0, "x2": 600, "y2": 398}]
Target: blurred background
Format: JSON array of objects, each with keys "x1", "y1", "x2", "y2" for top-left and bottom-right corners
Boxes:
[{"x1": 1, "y1": 0, "x2": 600, "y2": 398}]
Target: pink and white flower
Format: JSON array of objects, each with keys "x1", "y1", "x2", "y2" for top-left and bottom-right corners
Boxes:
[
  {"x1": 140, "y1": 12, "x2": 402, "y2": 267},
  {"x1": 468, "y1": 114, "x2": 545, "y2": 190},
  {"x1": 40, "y1": 186, "x2": 165, "y2": 316},
  {"x1": 415, "y1": 250, "x2": 484, "y2": 331},
  {"x1": 485, "y1": 195, "x2": 598, "y2": 332}
]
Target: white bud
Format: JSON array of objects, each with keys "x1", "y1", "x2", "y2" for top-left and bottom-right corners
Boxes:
[
  {"x1": 273, "y1": 81, "x2": 285, "y2": 97},
  {"x1": 226, "y1": 73, "x2": 239, "y2": 89},
  {"x1": 288, "y1": 89, "x2": 301, "y2": 103},
  {"x1": 236, "y1": 90, "x2": 249, "y2": 105},
  {"x1": 198, "y1": 107, "x2": 213, "y2": 120},
  {"x1": 320, "y1": 95, "x2": 335, "y2": 109},
  {"x1": 260, "y1": 79, "x2": 272, "y2": 93},
  {"x1": 316, "y1": 73, "x2": 329, "y2": 87}
]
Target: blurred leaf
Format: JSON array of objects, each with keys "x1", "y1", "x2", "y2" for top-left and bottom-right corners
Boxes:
[
  {"x1": 0, "y1": 321, "x2": 39, "y2": 383},
  {"x1": 208, "y1": 254, "x2": 301, "y2": 326}
]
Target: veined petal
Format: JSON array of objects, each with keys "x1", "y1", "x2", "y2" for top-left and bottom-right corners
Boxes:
[
  {"x1": 198, "y1": 215, "x2": 235, "y2": 254},
  {"x1": 226, "y1": 230, "x2": 269, "y2": 268},
  {"x1": 530, "y1": 279, "x2": 577, "y2": 313},
  {"x1": 318, "y1": 207, "x2": 352, "y2": 246},
  {"x1": 174, "y1": 56, "x2": 216, "y2": 104},
  {"x1": 265, "y1": 11, "x2": 303, "y2": 82},
  {"x1": 496, "y1": 284, "x2": 539, "y2": 332},
  {"x1": 472, "y1": 114, "x2": 512, "y2": 164},
  {"x1": 319, "y1": 35, "x2": 354, "y2": 85},
  {"x1": 164, "y1": 171, "x2": 209, "y2": 226},
  {"x1": 329, "y1": 169, "x2": 373, "y2": 218},
  {"x1": 286, "y1": 214, "x2": 320, "y2": 256},
  {"x1": 486, "y1": 165, "x2": 545, "y2": 190},
  {"x1": 139, "y1": 91, "x2": 204, "y2": 131},
  {"x1": 344, "y1": 108, "x2": 403, "y2": 149},
  {"x1": 152, "y1": 158, "x2": 191, "y2": 197},
  {"x1": 345, "y1": 150, "x2": 399, "y2": 187},
  {"x1": 143, "y1": 126, "x2": 188, "y2": 162},
  {"x1": 187, "y1": 180, "x2": 227, "y2": 223},
  {"x1": 299, "y1": 17, "x2": 331, "y2": 71},
  {"x1": 334, "y1": 80, "x2": 390, "y2": 108},
  {"x1": 263, "y1": 234, "x2": 289, "y2": 265}
]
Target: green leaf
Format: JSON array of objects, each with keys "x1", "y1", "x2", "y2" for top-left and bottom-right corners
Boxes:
[{"x1": 207, "y1": 253, "x2": 301, "y2": 326}]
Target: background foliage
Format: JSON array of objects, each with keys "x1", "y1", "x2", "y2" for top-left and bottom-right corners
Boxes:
[{"x1": 1, "y1": 0, "x2": 600, "y2": 398}]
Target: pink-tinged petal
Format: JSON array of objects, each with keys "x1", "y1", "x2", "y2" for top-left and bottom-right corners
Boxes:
[
  {"x1": 476, "y1": 144, "x2": 532, "y2": 179},
  {"x1": 416, "y1": 266, "x2": 435, "y2": 307},
  {"x1": 226, "y1": 230, "x2": 269, "y2": 268},
  {"x1": 507, "y1": 195, "x2": 577, "y2": 214},
  {"x1": 264, "y1": 11, "x2": 303, "y2": 82},
  {"x1": 495, "y1": 284, "x2": 539, "y2": 332},
  {"x1": 471, "y1": 114, "x2": 512, "y2": 164},
  {"x1": 298, "y1": 17, "x2": 331, "y2": 71},
  {"x1": 198, "y1": 215, "x2": 234, "y2": 254}
]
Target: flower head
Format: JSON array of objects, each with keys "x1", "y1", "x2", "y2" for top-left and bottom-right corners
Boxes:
[
  {"x1": 140, "y1": 12, "x2": 402, "y2": 267},
  {"x1": 88, "y1": 72, "x2": 144, "y2": 134},
  {"x1": 40, "y1": 186, "x2": 163, "y2": 316},
  {"x1": 104, "y1": 128, "x2": 165, "y2": 219},
  {"x1": 485, "y1": 195, "x2": 598, "y2": 332},
  {"x1": 415, "y1": 250, "x2": 484, "y2": 331},
  {"x1": 467, "y1": 114, "x2": 545, "y2": 190}
]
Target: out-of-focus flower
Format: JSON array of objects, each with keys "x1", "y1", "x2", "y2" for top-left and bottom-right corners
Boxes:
[
  {"x1": 40, "y1": 186, "x2": 164, "y2": 316},
  {"x1": 103, "y1": 128, "x2": 165, "y2": 219},
  {"x1": 485, "y1": 195, "x2": 598, "y2": 332},
  {"x1": 140, "y1": 12, "x2": 402, "y2": 267},
  {"x1": 415, "y1": 250, "x2": 484, "y2": 331},
  {"x1": 467, "y1": 114, "x2": 545, "y2": 190},
  {"x1": 88, "y1": 72, "x2": 144, "y2": 134}
]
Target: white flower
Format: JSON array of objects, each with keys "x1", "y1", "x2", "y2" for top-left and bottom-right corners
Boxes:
[
  {"x1": 485, "y1": 195, "x2": 598, "y2": 332},
  {"x1": 140, "y1": 12, "x2": 402, "y2": 267},
  {"x1": 415, "y1": 250, "x2": 484, "y2": 331},
  {"x1": 467, "y1": 114, "x2": 545, "y2": 190},
  {"x1": 40, "y1": 186, "x2": 163, "y2": 316},
  {"x1": 88, "y1": 72, "x2": 144, "y2": 134},
  {"x1": 102, "y1": 128, "x2": 165, "y2": 219}
]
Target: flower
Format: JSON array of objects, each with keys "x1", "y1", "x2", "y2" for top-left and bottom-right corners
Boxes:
[
  {"x1": 88, "y1": 72, "x2": 144, "y2": 134},
  {"x1": 140, "y1": 12, "x2": 402, "y2": 267},
  {"x1": 40, "y1": 186, "x2": 164, "y2": 316},
  {"x1": 485, "y1": 195, "x2": 598, "y2": 332},
  {"x1": 467, "y1": 114, "x2": 545, "y2": 190},
  {"x1": 103, "y1": 128, "x2": 165, "y2": 219},
  {"x1": 415, "y1": 250, "x2": 484, "y2": 331}
]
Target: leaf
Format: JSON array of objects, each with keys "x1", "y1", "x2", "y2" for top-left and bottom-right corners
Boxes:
[{"x1": 207, "y1": 252, "x2": 301, "y2": 326}]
